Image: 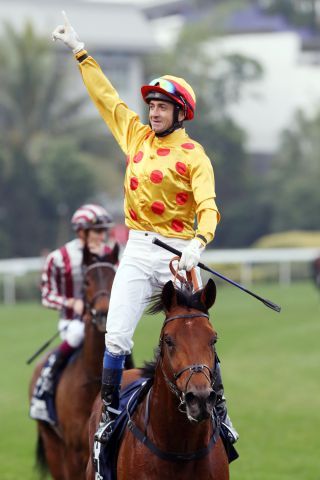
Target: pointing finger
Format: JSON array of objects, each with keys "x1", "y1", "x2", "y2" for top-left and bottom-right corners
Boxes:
[{"x1": 62, "y1": 10, "x2": 71, "y2": 27}]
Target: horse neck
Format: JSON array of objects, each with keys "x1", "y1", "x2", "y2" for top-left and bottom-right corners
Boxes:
[
  {"x1": 145, "y1": 364, "x2": 213, "y2": 452},
  {"x1": 82, "y1": 317, "x2": 105, "y2": 378}
]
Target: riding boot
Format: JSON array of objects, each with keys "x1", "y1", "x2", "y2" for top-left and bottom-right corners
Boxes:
[
  {"x1": 94, "y1": 350, "x2": 125, "y2": 444},
  {"x1": 215, "y1": 359, "x2": 239, "y2": 444},
  {"x1": 42, "y1": 342, "x2": 74, "y2": 394}
]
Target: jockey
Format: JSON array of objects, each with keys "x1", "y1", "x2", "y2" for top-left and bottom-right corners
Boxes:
[
  {"x1": 52, "y1": 13, "x2": 239, "y2": 446},
  {"x1": 40, "y1": 203, "x2": 113, "y2": 390}
]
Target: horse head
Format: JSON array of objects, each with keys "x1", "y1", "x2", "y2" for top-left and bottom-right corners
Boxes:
[
  {"x1": 156, "y1": 278, "x2": 218, "y2": 423},
  {"x1": 82, "y1": 243, "x2": 119, "y2": 332}
]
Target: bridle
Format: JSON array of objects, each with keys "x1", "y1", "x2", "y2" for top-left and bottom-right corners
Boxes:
[
  {"x1": 159, "y1": 312, "x2": 218, "y2": 415},
  {"x1": 84, "y1": 262, "x2": 116, "y2": 328}
]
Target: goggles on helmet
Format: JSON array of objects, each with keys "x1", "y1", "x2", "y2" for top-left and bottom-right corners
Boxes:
[{"x1": 148, "y1": 78, "x2": 178, "y2": 95}]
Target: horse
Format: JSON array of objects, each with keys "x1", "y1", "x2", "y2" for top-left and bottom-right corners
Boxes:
[
  {"x1": 29, "y1": 243, "x2": 126, "y2": 480},
  {"x1": 87, "y1": 277, "x2": 229, "y2": 480}
]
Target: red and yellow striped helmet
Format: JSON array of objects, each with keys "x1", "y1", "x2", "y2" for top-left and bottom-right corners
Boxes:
[{"x1": 141, "y1": 75, "x2": 196, "y2": 120}]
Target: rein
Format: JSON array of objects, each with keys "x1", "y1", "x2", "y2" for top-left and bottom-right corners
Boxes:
[{"x1": 127, "y1": 312, "x2": 220, "y2": 462}]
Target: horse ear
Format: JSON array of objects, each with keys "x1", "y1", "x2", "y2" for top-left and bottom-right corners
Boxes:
[
  {"x1": 200, "y1": 278, "x2": 216, "y2": 310},
  {"x1": 162, "y1": 280, "x2": 177, "y2": 311},
  {"x1": 99, "y1": 243, "x2": 120, "y2": 264},
  {"x1": 109, "y1": 242, "x2": 119, "y2": 264}
]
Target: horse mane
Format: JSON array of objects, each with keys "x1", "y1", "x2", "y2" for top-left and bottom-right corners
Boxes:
[
  {"x1": 146, "y1": 283, "x2": 209, "y2": 316},
  {"x1": 141, "y1": 350, "x2": 160, "y2": 379}
]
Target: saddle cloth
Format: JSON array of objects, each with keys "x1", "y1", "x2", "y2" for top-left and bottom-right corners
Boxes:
[
  {"x1": 29, "y1": 350, "x2": 79, "y2": 425},
  {"x1": 93, "y1": 378, "x2": 152, "y2": 480}
]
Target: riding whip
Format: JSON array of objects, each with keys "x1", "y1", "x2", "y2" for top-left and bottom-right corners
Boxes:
[
  {"x1": 152, "y1": 237, "x2": 281, "y2": 313},
  {"x1": 26, "y1": 324, "x2": 69, "y2": 365}
]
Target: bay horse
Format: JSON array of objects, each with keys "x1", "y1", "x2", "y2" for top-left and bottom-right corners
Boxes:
[
  {"x1": 87, "y1": 278, "x2": 229, "y2": 480},
  {"x1": 29, "y1": 243, "x2": 127, "y2": 480}
]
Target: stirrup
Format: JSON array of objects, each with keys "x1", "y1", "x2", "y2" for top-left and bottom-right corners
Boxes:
[
  {"x1": 94, "y1": 419, "x2": 115, "y2": 444},
  {"x1": 221, "y1": 422, "x2": 239, "y2": 444}
]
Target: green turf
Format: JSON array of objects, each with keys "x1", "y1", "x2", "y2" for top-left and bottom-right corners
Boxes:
[{"x1": 0, "y1": 282, "x2": 319, "y2": 479}]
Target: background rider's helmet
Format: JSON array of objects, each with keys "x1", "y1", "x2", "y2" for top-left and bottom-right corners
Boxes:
[
  {"x1": 141, "y1": 75, "x2": 196, "y2": 120},
  {"x1": 71, "y1": 204, "x2": 114, "y2": 231}
]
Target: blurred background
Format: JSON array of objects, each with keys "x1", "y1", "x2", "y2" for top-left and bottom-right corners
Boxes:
[
  {"x1": 0, "y1": 0, "x2": 320, "y2": 301},
  {"x1": 0, "y1": 1, "x2": 319, "y2": 479}
]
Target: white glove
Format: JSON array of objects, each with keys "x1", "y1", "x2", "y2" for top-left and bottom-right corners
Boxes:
[
  {"x1": 52, "y1": 11, "x2": 85, "y2": 54},
  {"x1": 179, "y1": 238, "x2": 204, "y2": 272}
]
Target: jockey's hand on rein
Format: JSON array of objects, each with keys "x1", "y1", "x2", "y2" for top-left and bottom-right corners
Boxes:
[
  {"x1": 52, "y1": 10, "x2": 84, "y2": 53},
  {"x1": 178, "y1": 238, "x2": 204, "y2": 272}
]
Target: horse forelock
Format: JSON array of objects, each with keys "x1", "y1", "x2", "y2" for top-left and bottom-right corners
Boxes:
[{"x1": 146, "y1": 284, "x2": 209, "y2": 316}]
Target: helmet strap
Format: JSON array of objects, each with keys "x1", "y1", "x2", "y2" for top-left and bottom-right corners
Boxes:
[{"x1": 154, "y1": 104, "x2": 184, "y2": 138}]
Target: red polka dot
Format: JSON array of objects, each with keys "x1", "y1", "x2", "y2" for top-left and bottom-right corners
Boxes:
[
  {"x1": 126, "y1": 155, "x2": 130, "y2": 166},
  {"x1": 151, "y1": 201, "x2": 165, "y2": 215},
  {"x1": 157, "y1": 148, "x2": 171, "y2": 156},
  {"x1": 150, "y1": 170, "x2": 163, "y2": 184},
  {"x1": 130, "y1": 177, "x2": 139, "y2": 190},
  {"x1": 175, "y1": 162, "x2": 187, "y2": 175},
  {"x1": 176, "y1": 192, "x2": 188, "y2": 205},
  {"x1": 133, "y1": 151, "x2": 144, "y2": 163},
  {"x1": 181, "y1": 143, "x2": 195, "y2": 150},
  {"x1": 129, "y1": 209, "x2": 137, "y2": 221},
  {"x1": 172, "y1": 219, "x2": 184, "y2": 232}
]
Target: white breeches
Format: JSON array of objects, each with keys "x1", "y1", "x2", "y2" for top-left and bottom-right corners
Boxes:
[
  {"x1": 58, "y1": 318, "x2": 85, "y2": 348},
  {"x1": 105, "y1": 230, "x2": 202, "y2": 355}
]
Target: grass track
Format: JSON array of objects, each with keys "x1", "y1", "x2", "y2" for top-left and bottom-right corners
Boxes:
[{"x1": 0, "y1": 281, "x2": 319, "y2": 479}]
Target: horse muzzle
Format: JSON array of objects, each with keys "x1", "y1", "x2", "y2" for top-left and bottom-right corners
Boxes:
[{"x1": 184, "y1": 388, "x2": 217, "y2": 422}]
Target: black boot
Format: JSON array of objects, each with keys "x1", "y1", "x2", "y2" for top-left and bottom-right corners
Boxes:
[
  {"x1": 215, "y1": 360, "x2": 239, "y2": 444},
  {"x1": 42, "y1": 349, "x2": 71, "y2": 394},
  {"x1": 94, "y1": 383, "x2": 120, "y2": 444}
]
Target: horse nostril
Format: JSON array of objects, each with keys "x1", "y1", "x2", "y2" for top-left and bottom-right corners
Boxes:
[
  {"x1": 208, "y1": 390, "x2": 217, "y2": 406},
  {"x1": 185, "y1": 391, "x2": 198, "y2": 407}
]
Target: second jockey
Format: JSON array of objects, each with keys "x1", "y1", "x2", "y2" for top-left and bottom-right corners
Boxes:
[{"x1": 40, "y1": 203, "x2": 113, "y2": 391}]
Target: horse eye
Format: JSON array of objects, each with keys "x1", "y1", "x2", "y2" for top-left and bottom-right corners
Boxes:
[
  {"x1": 210, "y1": 336, "x2": 217, "y2": 347},
  {"x1": 164, "y1": 335, "x2": 175, "y2": 348}
]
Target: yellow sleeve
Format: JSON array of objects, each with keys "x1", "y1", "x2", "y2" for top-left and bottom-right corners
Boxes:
[
  {"x1": 75, "y1": 50, "x2": 148, "y2": 154},
  {"x1": 189, "y1": 148, "x2": 220, "y2": 245},
  {"x1": 195, "y1": 203, "x2": 220, "y2": 246}
]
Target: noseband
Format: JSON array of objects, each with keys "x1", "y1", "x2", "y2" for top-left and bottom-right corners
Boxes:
[
  {"x1": 160, "y1": 313, "x2": 218, "y2": 413},
  {"x1": 84, "y1": 262, "x2": 116, "y2": 325}
]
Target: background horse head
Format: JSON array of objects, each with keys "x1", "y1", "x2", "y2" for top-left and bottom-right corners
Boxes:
[
  {"x1": 31, "y1": 243, "x2": 119, "y2": 480},
  {"x1": 87, "y1": 278, "x2": 229, "y2": 480}
]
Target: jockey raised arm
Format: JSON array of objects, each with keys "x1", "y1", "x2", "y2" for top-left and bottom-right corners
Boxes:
[{"x1": 52, "y1": 11, "x2": 238, "y2": 449}]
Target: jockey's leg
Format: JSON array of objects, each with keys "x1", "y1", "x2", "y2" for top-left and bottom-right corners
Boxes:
[
  {"x1": 42, "y1": 319, "x2": 84, "y2": 393},
  {"x1": 215, "y1": 359, "x2": 239, "y2": 444},
  {"x1": 94, "y1": 238, "x2": 153, "y2": 443}
]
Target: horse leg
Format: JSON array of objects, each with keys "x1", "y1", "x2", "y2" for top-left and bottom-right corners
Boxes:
[{"x1": 37, "y1": 422, "x2": 66, "y2": 480}]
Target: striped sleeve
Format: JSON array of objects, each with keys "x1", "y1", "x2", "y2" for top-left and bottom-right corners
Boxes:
[{"x1": 41, "y1": 252, "x2": 66, "y2": 310}]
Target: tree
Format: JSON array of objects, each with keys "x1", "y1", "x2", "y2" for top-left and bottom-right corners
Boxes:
[
  {"x1": 268, "y1": 109, "x2": 320, "y2": 232},
  {"x1": 0, "y1": 23, "x2": 105, "y2": 257}
]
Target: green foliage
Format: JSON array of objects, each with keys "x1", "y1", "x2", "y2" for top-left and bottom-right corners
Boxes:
[
  {"x1": 1, "y1": 282, "x2": 320, "y2": 479},
  {"x1": 268, "y1": 109, "x2": 320, "y2": 233},
  {"x1": 0, "y1": 23, "x2": 109, "y2": 257}
]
